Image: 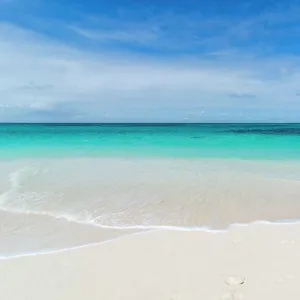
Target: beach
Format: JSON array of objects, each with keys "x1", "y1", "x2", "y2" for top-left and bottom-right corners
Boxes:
[
  {"x1": 1, "y1": 222, "x2": 300, "y2": 300},
  {"x1": 1, "y1": 124, "x2": 300, "y2": 299},
  {"x1": 2, "y1": 0, "x2": 300, "y2": 293}
]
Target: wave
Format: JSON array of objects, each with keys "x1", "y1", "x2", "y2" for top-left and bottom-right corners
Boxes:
[{"x1": 2, "y1": 198, "x2": 300, "y2": 233}]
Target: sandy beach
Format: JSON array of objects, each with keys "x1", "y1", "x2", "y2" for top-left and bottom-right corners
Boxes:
[
  {"x1": 2, "y1": 2, "x2": 300, "y2": 297},
  {"x1": 1, "y1": 158, "x2": 300, "y2": 299},
  {"x1": 1, "y1": 222, "x2": 300, "y2": 300},
  {"x1": 1, "y1": 157, "x2": 300, "y2": 299}
]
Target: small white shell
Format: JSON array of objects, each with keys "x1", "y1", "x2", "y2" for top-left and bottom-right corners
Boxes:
[{"x1": 225, "y1": 276, "x2": 245, "y2": 286}]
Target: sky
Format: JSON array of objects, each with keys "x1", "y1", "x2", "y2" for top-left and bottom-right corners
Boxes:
[{"x1": 1, "y1": 0, "x2": 300, "y2": 122}]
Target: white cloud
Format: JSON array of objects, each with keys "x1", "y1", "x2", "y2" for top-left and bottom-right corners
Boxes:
[{"x1": 1, "y1": 22, "x2": 300, "y2": 122}]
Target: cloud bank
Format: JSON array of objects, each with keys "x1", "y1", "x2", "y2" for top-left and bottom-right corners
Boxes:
[{"x1": 1, "y1": 21, "x2": 300, "y2": 122}]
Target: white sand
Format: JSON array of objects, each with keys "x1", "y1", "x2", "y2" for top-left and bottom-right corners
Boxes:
[{"x1": 1, "y1": 222, "x2": 300, "y2": 300}]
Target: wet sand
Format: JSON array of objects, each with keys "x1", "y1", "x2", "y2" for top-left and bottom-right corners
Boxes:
[
  {"x1": 1, "y1": 222, "x2": 300, "y2": 300},
  {"x1": 0, "y1": 210, "x2": 139, "y2": 257}
]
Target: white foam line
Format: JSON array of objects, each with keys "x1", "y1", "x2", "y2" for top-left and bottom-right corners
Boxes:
[
  {"x1": 2, "y1": 207, "x2": 300, "y2": 260},
  {"x1": 1, "y1": 206, "x2": 300, "y2": 232}
]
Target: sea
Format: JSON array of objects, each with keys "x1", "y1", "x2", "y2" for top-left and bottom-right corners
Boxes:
[{"x1": 1, "y1": 123, "x2": 300, "y2": 257}]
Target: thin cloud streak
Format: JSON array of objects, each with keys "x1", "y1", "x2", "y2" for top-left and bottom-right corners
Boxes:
[{"x1": 70, "y1": 26, "x2": 158, "y2": 45}]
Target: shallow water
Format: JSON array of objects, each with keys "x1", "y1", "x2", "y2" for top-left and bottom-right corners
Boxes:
[{"x1": 1, "y1": 157, "x2": 300, "y2": 256}]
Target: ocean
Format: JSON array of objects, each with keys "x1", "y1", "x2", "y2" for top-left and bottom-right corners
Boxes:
[
  {"x1": 1, "y1": 123, "x2": 300, "y2": 257},
  {"x1": 1, "y1": 123, "x2": 300, "y2": 159}
]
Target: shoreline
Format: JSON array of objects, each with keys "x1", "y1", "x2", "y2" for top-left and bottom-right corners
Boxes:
[
  {"x1": 2, "y1": 156, "x2": 300, "y2": 259},
  {"x1": 1, "y1": 222, "x2": 300, "y2": 299},
  {"x1": 2, "y1": 218, "x2": 300, "y2": 260}
]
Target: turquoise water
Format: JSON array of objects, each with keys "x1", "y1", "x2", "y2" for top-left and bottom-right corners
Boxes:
[{"x1": 1, "y1": 123, "x2": 300, "y2": 159}]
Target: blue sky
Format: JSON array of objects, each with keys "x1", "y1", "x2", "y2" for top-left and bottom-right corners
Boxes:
[{"x1": 1, "y1": 0, "x2": 300, "y2": 122}]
